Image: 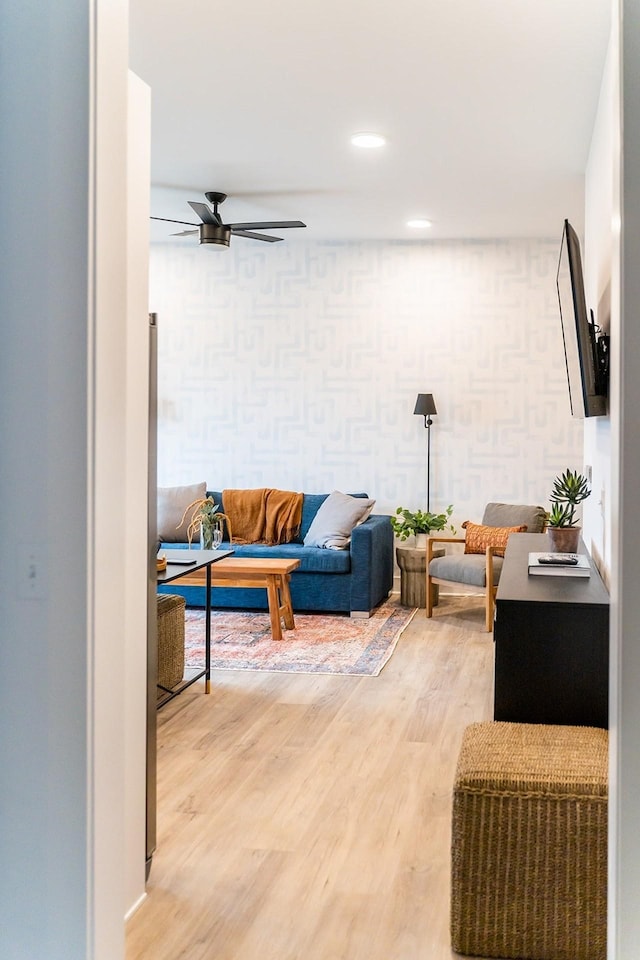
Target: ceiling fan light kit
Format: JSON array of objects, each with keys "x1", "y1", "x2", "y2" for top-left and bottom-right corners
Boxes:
[
  {"x1": 200, "y1": 223, "x2": 231, "y2": 248},
  {"x1": 151, "y1": 190, "x2": 306, "y2": 249}
]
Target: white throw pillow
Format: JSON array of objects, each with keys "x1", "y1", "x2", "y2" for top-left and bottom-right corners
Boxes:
[
  {"x1": 157, "y1": 481, "x2": 207, "y2": 542},
  {"x1": 303, "y1": 491, "x2": 376, "y2": 549}
]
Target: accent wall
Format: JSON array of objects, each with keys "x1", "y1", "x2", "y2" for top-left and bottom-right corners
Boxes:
[{"x1": 150, "y1": 238, "x2": 583, "y2": 530}]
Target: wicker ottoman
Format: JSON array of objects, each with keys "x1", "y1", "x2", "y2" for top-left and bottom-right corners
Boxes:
[
  {"x1": 157, "y1": 593, "x2": 185, "y2": 691},
  {"x1": 451, "y1": 721, "x2": 608, "y2": 960}
]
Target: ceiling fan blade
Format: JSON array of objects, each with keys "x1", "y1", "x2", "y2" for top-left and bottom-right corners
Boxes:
[
  {"x1": 227, "y1": 220, "x2": 306, "y2": 231},
  {"x1": 231, "y1": 230, "x2": 283, "y2": 243},
  {"x1": 170, "y1": 229, "x2": 199, "y2": 237},
  {"x1": 188, "y1": 201, "x2": 222, "y2": 225},
  {"x1": 151, "y1": 216, "x2": 199, "y2": 226}
]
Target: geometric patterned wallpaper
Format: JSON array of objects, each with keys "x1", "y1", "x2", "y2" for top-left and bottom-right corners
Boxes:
[{"x1": 150, "y1": 238, "x2": 584, "y2": 531}]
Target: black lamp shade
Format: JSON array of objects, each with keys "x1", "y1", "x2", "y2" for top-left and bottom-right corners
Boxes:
[{"x1": 414, "y1": 393, "x2": 437, "y2": 417}]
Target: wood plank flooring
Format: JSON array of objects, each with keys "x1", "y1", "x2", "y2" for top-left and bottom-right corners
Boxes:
[{"x1": 126, "y1": 596, "x2": 494, "y2": 960}]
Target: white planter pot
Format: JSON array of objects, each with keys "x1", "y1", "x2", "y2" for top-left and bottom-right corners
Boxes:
[{"x1": 415, "y1": 533, "x2": 429, "y2": 550}]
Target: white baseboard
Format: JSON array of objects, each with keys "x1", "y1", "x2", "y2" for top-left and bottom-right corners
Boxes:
[{"x1": 125, "y1": 891, "x2": 147, "y2": 923}]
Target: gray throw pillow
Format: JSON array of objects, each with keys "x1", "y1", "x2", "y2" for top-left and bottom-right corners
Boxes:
[
  {"x1": 303, "y1": 490, "x2": 376, "y2": 549},
  {"x1": 158, "y1": 481, "x2": 207, "y2": 542}
]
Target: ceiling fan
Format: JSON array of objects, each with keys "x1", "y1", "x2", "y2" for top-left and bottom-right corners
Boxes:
[{"x1": 151, "y1": 191, "x2": 307, "y2": 248}]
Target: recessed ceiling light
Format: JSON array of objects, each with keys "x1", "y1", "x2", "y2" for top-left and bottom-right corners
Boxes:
[
  {"x1": 350, "y1": 132, "x2": 387, "y2": 149},
  {"x1": 407, "y1": 218, "x2": 432, "y2": 229}
]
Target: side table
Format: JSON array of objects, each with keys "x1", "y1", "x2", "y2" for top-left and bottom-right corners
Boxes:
[
  {"x1": 396, "y1": 544, "x2": 444, "y2": 608},
  {"x1": 156, "y1": 547, "x2": 234, "y2": 704}
]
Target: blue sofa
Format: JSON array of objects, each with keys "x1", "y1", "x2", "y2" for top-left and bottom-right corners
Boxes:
[{"x1": 159, "y1": 491, "x2": 394, "y2": 617}]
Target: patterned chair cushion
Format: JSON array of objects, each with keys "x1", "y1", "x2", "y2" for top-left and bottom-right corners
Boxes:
[{"x1": 462, "y1": 521, "x2": 527, "y2": 557}]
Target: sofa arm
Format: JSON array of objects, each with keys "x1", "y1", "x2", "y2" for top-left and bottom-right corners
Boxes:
[{"x1": 349, "y1": 514, "x2": 394, "y2": 614}]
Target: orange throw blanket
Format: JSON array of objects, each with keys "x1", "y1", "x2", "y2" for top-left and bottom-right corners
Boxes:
[{"x1": 222, "y1": 488, "x2": 303, "y2": 545}]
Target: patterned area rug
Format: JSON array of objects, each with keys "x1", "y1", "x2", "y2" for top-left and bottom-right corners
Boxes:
[{"x1": 184, "y1": 597, "x2": 417, "y2": 676}]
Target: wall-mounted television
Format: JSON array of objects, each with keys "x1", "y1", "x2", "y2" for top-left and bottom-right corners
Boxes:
[{"x1": 556, "y1": 219, "x2": 609, "y2": 418}]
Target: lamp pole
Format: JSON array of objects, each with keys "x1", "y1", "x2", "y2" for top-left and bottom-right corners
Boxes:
[
  {"x1": 413, "y1": 393, "x2": 438, "y2": 513},
  {"x1": 426, "y1": 412, "x2": 433, "y2": 512}
]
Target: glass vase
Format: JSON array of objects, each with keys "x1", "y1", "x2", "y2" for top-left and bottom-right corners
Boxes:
[{"x1": 200, "y1": 525, "x2": 213, "y2": 550}]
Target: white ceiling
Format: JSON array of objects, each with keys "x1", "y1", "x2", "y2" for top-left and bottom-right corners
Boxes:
[{"x1": 129, "y1": 0, "x2": 611, "y2": 244}]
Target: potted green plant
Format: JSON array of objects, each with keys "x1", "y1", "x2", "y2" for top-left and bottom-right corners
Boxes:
[
  {"x1": 546, "y1": 468, "x2": 591, "y2": 552},
  {"x1": 391, "y1": 505, "x2": 455, "y2": 548}
]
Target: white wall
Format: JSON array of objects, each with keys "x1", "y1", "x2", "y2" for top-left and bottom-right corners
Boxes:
[
  {"x1": 0, "y1": 1, "x2": 130, "y2": 957},
  {"x1": 584, "y1": 30, "x2": 616, "y2": 578},
  {"x1": 582, "y1": 19, "x2": 620, "y2": 957},
  {"x1": 124, "y1": 71, "x2": 151, "y2": 919},
  {"x1": 611, "y1": 0, "x2": 640, "y2": 954},
  {"x1": 92, "y1": 0, "x2": 129, "y2": 950},
  {"x1": 584, "y1": 4, "x2": 640, "y2": 954},
  {"x1": 150, "y1": 238, "x2": 583, "y2": 528}
]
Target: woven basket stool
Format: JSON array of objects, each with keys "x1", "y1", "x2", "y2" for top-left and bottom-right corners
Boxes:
[
  {"x1": 451, "y1": 721, "x2": 608, "y2": 960},
  {"x1": 157, "y1": 593, "x2": 185, "y2": 691}
]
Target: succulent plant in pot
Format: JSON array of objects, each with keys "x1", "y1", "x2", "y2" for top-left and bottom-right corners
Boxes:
[
  {"x1": 546, "y1": 469, "x2": 591, "y2": 553},
  {"x1": 391, "y1": 505, "x2": 455, "y2": 548}
]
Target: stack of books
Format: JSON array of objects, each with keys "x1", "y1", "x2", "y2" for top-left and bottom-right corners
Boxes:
[{"x1": 528, "y1": 552, "x2": 591, "y2": 577}]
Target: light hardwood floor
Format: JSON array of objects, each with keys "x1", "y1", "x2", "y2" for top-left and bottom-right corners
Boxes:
[{"x1": 126, "y1": 596, "x2": 494, "y2": 960}]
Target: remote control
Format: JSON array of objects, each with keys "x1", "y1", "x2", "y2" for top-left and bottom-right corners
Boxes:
[{"x1": 537, "y1": 554, "x2": 579, "y2": 565}]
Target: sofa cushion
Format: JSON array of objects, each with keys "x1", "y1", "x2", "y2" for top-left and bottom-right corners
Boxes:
[
  {"x1": 303, "y1": 491, "x2": 376, "y2": 549},
  {"x1": 158, "y1": 481, "x2": 207, "y2": 542},
  {"x1": 207, "y1": 541, "x2": 351, "y2": 574},
  {"x1": 298, "y1": 493, "x2": 330, "y2": 542}
]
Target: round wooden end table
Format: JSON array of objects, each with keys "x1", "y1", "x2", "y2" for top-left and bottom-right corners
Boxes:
[{"x1": 396, "y1": 544, "x2": 445, "y2": 608}]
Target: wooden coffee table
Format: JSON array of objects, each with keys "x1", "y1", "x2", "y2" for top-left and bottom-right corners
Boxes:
[{"x1": 178, "y1": 556, "x2": 301, "y2": 641}]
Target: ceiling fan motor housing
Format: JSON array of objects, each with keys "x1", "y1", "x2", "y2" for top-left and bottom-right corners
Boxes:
[
  {"x1": 204, "y1": 191, "x2": 227, "y2": 206},
  {"x1": 200, "y1": 223, "x2": 230, "y2": 247}
]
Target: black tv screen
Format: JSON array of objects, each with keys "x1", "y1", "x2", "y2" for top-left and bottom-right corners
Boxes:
[{"x1": 556, "y1": 219, "x2": 606, "y2": 418}]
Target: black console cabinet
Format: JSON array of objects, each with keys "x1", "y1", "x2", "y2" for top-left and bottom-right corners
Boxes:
[{"x1": 494, "y1": 532, "x2": 609, "y2": 729}]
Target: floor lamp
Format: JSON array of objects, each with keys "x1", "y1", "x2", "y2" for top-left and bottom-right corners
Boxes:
[{"x1": 414, "y1": 393, "x2": 437, "y2": 511}]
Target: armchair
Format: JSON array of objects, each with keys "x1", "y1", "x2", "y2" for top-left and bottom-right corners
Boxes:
[{"x1": 426, "y1": 502, "x2": 547, "y2": 631}]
